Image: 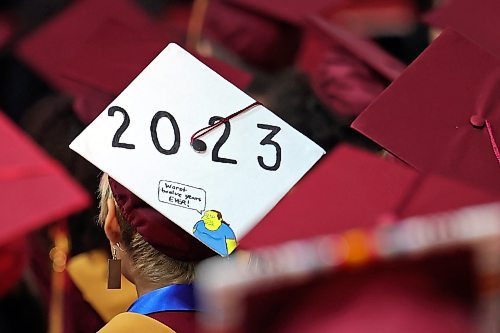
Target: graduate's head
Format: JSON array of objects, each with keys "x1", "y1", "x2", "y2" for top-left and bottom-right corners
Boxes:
[
  {"x1": 201, "y1": 210, "x2": 223, "y2": 230},
  {"x1": 98, "y1": 173, "x2": 214, "y2": 285}
]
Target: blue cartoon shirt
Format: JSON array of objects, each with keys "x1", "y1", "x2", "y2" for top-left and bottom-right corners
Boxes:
[{"x1": 193, "y1": 221, "x2": 236, "y2": 256}]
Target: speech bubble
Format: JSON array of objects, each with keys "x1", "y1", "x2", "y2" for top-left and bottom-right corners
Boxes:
[{"x1": 158, "y1": 180, "x2": 206, "y2": 214}]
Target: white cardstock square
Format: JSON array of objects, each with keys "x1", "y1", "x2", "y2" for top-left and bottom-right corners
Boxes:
[{"x1": 70, "y1": 43, "x2": 325, "y2": 256}]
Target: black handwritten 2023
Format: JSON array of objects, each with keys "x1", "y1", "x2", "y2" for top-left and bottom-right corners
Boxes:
[{"x1": 108, "y1": 106, "x2": 282, "y2": 171}]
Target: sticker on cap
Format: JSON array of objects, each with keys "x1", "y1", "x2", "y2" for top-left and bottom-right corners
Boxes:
[{"x1": 70, "y1": 43, "x2": 325, "y2": 256}]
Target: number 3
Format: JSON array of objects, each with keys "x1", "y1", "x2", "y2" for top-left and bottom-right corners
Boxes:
[{"x1": 257, "y1": 124, "x2": 282, "y2": 171}]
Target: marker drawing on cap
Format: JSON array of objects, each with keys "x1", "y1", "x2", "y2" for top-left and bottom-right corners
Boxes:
[
  {"x1": 158, "y1": 180, "x2": 206, "y2": 214},
  {"x1": 193, "y1": 210, "x2": 237, "y2": 256}
]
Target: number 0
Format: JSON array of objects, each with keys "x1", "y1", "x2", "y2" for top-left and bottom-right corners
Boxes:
[{"x1": 150, "y1": 111, "x2": 180, "y2": 155}]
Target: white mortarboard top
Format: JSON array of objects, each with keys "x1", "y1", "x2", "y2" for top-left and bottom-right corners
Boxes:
[{"x1": 70, "y1": 43, "x2": 325, "y2": 256}]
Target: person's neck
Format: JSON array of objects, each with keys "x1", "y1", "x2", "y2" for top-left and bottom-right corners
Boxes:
[{"x1": 135, "y1": 280, "x2": 174, "y2": 298}]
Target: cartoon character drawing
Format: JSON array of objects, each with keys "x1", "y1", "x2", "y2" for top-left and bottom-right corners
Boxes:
[{"x1": 193, "y1": 210, "x2": 237, "y2": 256}]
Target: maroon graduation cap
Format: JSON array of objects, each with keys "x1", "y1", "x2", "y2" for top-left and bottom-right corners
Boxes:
[
  {"x1": 423, "y1": 0, "x2": 500, "y2": 60},
  {"x1": 240, "y1": 144, "x2": 499, "y2": 249},
  {"x1": 58, "y1": 18, "x2": 253, "y2": 125},
  {"x1": 352, "y1": 29, "x2": 500, "y2": 195},
  {"x1": 0, "y1": 111, "x2": 90, "y2": 244},
  {"x1": 203, "y1": 0, "x2": 346, "y2": 70},
  {"x1": 296, "y1": 15, "x2": 405, "y2": 116},
  {"x1": 54, "y1": 18, "x2": 251, "y2": 125},
  {"x1": 61, "y1": 19, "x2": 173, "y2": 98},
  {"x1": 62, "y1": 20, "x2": 253, "y2": 97},
  {"x1": 14, "y1": 0, "x2": 155, "y2": 96}
]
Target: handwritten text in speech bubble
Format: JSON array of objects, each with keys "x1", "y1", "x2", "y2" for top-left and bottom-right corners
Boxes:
[{"x1": 158, "y1": 180, "x2": 206, "y2": 214}]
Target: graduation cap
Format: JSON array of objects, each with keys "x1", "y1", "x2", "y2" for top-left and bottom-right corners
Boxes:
[
  {"x1": 0, "y1": 110, "x2": 90, "y2": 245},
  {"x1": 352, "y1": 29, "x2": 500, "y2": 195},
  {"x1": 70, "y1": 43, "x2": 325, "y2": 259},
  {"x1": 198, "y1": 144, "x2": 493, "y2": 332},
  {"x1": 240, "y1": 144, "x2": 499, "y2": 249},
  {"x1": 203, "y1": 0, "x2": 346, "y2": 70},
  {"x1": 14, "y1": 0, "x2": 155, "y2": 95},
  {"x1": 62, "y1": 19, "x2": 253, "y2": 125},
  {"x1": 296, "y1": 15, "x2": 406, "y2": 116},
  {"x1": 423, "y1": 0, "x2": 500, "y2": 59},
  {"x1": 0, "y1": 107, "x2": 89, "y2": 304},
  {"x1": 61, "y1": 20, "x2": 173, "y2": 98}
]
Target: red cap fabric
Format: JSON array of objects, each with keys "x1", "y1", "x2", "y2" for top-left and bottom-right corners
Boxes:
[
  {"x1": 299, "y1": 15, "x2": 405, "y2": 81},
  {"x1": 61, "y1": 20, "x2": 170, "y2": 97},
  {"x1": 235, "y1": 251, "x2": 477, "y2": 333},
  {"x1": 0, "y1": 111, "x2": 90, "y2": 245},
  {"x1": 423, "y1": 0, "x2": 500, "y2": 60},
  {"x1": 15, "y1": 0, "x2": 155, "y2": 95},
  {"x1": 63, "y1": 19, "x2": 253, "y2": 94},
  {"x1": 203, "y1": 0, "x2": 347, "y2": 70},
  {"x1": 62, "y1": 19, "x2": 253, "y2": 124},
  {"x1": 297, "y1": 15, "x2": 405, "y2": 116},
  {"x1": 109, "y1": 178, "x2": 216, "y2": 262},
  {"x1": 203, "y1": 0, "x2": 300, "y2": 70},
  {"x1": 240, "y1": 144, "x2": 498, "y2": 249},
  {"x1": 352, "y1": 29, "x2": 500, "y2": 195}
]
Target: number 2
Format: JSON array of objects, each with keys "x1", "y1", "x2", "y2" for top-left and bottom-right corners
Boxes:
[
  {"x1": 108, "y1": 106, "x2": 135, "y2": 149},
  {"x1": 209, "y1": 116, "x2": 237, "y2": 164},
  {"x1": 257, "y1": 124, "x2": 282, "y2": 171}
]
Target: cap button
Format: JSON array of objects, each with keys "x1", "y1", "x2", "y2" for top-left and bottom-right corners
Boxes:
[
  {"x1": 191, "y1": 139, "x2": 207, "y2": 153},
  {"x1": 470, "y1": 115, "x2": 486, "y2": 128}
]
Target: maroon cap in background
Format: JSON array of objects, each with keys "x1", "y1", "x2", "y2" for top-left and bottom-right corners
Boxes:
[
  {"x1": 352, "y1": 29, "x2": 500, "y2": 195},
  {"x1": 297, "y1": 15, "x2": 405, "y2": 116},
  {"x1": 423, "y1": 0, "x2": 500, "y2": 60}
]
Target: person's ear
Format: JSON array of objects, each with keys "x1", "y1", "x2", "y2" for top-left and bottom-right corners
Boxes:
[{"x1": 104, "y1": 198, "x2": 122, "y2": 244}]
